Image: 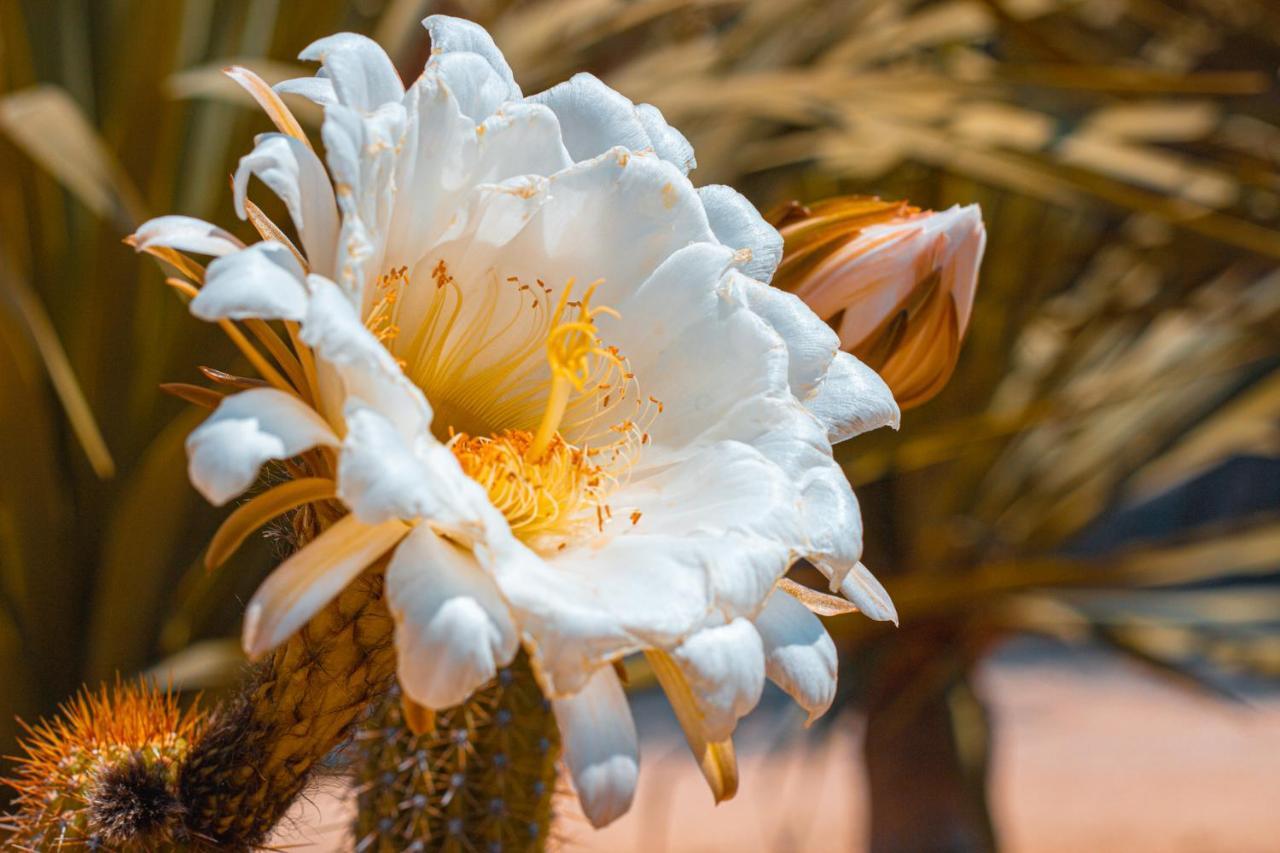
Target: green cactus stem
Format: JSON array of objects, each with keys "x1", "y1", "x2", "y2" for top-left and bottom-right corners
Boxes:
[{"x1": 353, "y1": 651, "x2": 561, "y2": 852}]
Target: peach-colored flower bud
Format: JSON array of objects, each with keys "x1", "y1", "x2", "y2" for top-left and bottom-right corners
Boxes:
[{"x1": 770, "y1": 197, "x2": 985, "y2": 409}]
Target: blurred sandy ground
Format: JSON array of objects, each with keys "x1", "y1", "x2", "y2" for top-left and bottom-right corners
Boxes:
[{"x1": 275, "y1": 642, "x2": 1280, "y2": 852}]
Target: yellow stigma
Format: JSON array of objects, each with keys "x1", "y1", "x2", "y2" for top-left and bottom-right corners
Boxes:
[{"x1": 527, "y1": 279, "x2": 619, "y2": 460}]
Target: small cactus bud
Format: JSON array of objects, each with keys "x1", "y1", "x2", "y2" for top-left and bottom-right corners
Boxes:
[{"x1": 1, "y1": 679, "x2": 204, "y2": 850}]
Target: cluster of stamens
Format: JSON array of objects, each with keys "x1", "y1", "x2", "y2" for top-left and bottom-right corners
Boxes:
[
  {"x1": 367, "y1": 261, "x2": 660, "y2": 546},
  {"x1": 367, "y1": 265, "x2": 409, "y2": 348},
  {"x1": 449, "y1": 429, "x2": 613, "y2": 545}
]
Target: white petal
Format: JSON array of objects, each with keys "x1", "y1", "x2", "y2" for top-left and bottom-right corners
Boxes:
[
  {"x1": 301, "y1": 275, "x2": 431, "y2": 438},
  {"x1": 528, "y1": 74, "x2": 651, "y2": 162},
  {"x1": 337, "y1": 403, "x2": 492, "y2": 542},
  {"x1": 753, "y1": 590, "x2": 837, "y2": 723},
  {"x1": 552, "y1": 666, "x2": 639, "y2": 828},
  {"x1": 243, "y1": 515, "x2": 408, "y2": 657},
  {"x1": 670, "y1": 619, "x2": 765, "y2": 742},
  {"x1": 387, "y1": 524, "x2": 519, "y2": 709},
  {"x1": 796, "y1": 460, "x2": 863, "y2": 585},
  {"x1": 318, "y1": 101, "x2": 406, "y2": 299},
  {"x1": 274, "y1": 76, "x2": 337, "y2": 106},
  {"x1": 699, "y1": 185, "x2": 783, "y2": 283},
  {"x1": 736, "y1": 273, "x2": 838, "y2": 400},
  {"x1": 601, "y1": 243, "x2": 789, "y2": 449},
  {"x1": 499, "y1": 441, "x2": 800, "y2": 696},
  {"x1": 432, "y1": 51, "x2": 512, "y2": 123},
  {"x1": 373, "y1": 84, "x2": 565, "y2": 268},
  {"x1": 806, "y1": 351, "x2": 900, "y2": 444},
  {"x1": 635, "y1": 102, "x2": 695, "y2": 174},
  {"x1": 838, "y1": 561, "x2": 898, "y2": 625},
  {"x1": 186, "y1": 388, "x2": 338, "y2": 505},
  {"x1": 300, "y1": 275, "x2": 394, "y2": 370},
  {"x1": 496, "y1": 149, "x2": 715, "y2": 319},
  {"x1": 338, "y1": 405, "x2": 445, "y2": 522},
  {"x1": 131, "y1": 215, "x2": 244, "y2": 257},
  {"x1": 233, "y1": 133, "x2": 339, "y2": 275},
  {"x1": 473, "y1": 103, "x2": 572, "y2": 182},
  {"x1": 298, "y1": 32, "x2": 404, "y2": 111},
  {"x1": 423, "y1": 15, "x2": 521, "y2": 101},
  {"x1": 192, "y1": 241, "x2": 308, "y2": 322}
]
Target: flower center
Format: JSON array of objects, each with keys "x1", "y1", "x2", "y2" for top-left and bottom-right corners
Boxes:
[
  {"x1": 368, "y1": 262, "x2": 658, "y2": 547},
  {"x1": 449, "y1": 429, "x2": 613, "y2": 545}
]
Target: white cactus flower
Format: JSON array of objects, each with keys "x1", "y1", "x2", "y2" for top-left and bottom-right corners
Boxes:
[{"x1": 132, "y1": 16, "x2": 899, "y2": 828}]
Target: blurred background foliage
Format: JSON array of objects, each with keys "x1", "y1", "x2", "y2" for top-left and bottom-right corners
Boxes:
[{"x1": 1, "y1": 0, "x2": 1278, "y2": 849}]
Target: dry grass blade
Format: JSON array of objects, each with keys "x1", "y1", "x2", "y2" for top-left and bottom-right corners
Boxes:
[
  {"x1": 0, "y1": 256, "x2": 114, "y2": 478},
  {"x1": 146, "y1": 638, "x2": 244, "y2": 691},
  {"x1": 0, "y1": 85, "x2": 145, "y2": 229},
  {"x1": 1127, "y1": 367, "x2": 1280, "y2": 502}
]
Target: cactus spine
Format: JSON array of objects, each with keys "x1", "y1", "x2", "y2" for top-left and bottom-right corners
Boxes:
[
  {"x1": 353, "y1": 652, "x2": 561, "y2": 852},
  {"x1": 1, "y1": 680, "x2": 205, "y2": 851}
]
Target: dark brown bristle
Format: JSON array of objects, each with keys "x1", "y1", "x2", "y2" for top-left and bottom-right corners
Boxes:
[{"x1": 89, "y1": 752, "x2": 186, "y2": 844}]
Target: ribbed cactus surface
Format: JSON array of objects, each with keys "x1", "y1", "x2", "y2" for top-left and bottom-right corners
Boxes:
[
  {"x1": 180, "y1": 570, "x2": 397, "y2": 849},
  {"x1": 353, "y1": 652, "x2": 561, "y2": 852}
]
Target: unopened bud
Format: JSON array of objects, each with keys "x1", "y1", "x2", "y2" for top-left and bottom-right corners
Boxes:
[{"x1": 770, "y1": 197, "x2": 985, "y2": 409}]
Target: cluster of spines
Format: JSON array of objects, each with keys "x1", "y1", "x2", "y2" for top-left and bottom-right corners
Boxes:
[
  {"x1": 353, "y1": 653, "x2": 561, "y2": 852},
  {"x1": 1, "y1": 679, "x2": 205, "y2": 851},
  {"x1": 2, "y1": 570, "x2": 398, "y2": 852}
]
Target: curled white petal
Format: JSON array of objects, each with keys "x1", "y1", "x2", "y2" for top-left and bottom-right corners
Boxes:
[
  {"x1": 318, "y1": 101, "x2": 406, "y2": 299},
  {"x1": 233, "y1": 133, "x2": 339, "y2": 275},
  {"x1": 528, "y1": 74, "x2": 651, "y2": 162},
  {"x1": 302, "y1": 275, "x2": 432, "y2": 438},
  {"x1": 338, "y1": 404, "x2": 446, "y2": 523},
  {"x1": 553, "y1": 666, "x2": 639, "y2": 828},
  {"x1": 274, "y1": 76, "x2": 337, "y2": 106},
  {"x1": 298, "y1": 32, "x2": 403, "y2": 111},
  {"x1": 670, "y1": 618, "x2": 766, "y2": 742},
  {"x1": 431, "y1": 51, "x2": 512, "y2": 123},
  {"x1": 796, "y1": 461, "x2": 863, "y2": 585},
  {"x1": 192, "y1": 241, "x2": 308, "y2": 322},
  {"x1": 838, "y1": 561, "x2": 898, "y2": 625},
  {"x1": 635, "y1": 102, "x2": 695, "y2": 174},
  {"x1": 754, "y1": 589, "x2": 837, "y2": 724},
  {"x1": 735, "y1": 272, "x2": 838, "y2": 400},
  {"x1": 807, "y1": 351, "x2": 901, "y2": 444},
  {"x1": 186, "y1": 388, "x2": 338, "y2": 505},
  {"x1": 131, "y1": 215, "x2": 244, "y2": 257},
  {"x1": 424, "y1": 15, "x2": 521, "y2": 101},
  {"x1": 387, "y1": 524, "x2": 519, "y2": 709},
  {"x1": 699, "y1": 185, "x2": 783, "y2": 283}
]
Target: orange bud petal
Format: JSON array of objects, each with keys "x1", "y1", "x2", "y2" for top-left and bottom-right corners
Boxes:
[{"x1": 772, "y1": 197, "x2": 985, "y2": 409}]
